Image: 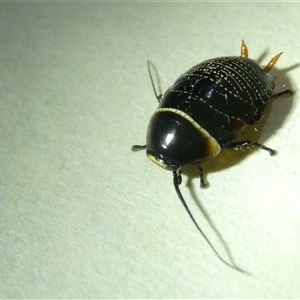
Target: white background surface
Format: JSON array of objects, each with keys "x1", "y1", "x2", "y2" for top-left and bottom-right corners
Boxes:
[{"x1": 0, "y1": 2, "x2": 300, "y2": 298}]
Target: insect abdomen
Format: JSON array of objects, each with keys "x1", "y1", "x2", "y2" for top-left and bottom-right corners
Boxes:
[{"x1": 159, "y1": 56, "x2": 275, "y2": 146}]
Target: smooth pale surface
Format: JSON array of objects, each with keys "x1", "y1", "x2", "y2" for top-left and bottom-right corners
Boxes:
[{"x1": 0, "y1": 2, "x2": 299, "y2": 298}]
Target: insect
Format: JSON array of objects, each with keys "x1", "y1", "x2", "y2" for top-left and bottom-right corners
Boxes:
[{"x1": 132, "y1": 41, "x2": 293, "y2": 272}]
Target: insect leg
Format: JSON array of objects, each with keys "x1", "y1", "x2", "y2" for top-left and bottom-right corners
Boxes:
[
  {"x1": 226, "y1": 140, "x2": 275, "y2": 156},
  {"x1": 131, "y1": 145, "x2": 147, "y2": 151},
  {"x1": 197, "y1": 164, "x2": 208, "y2": 188},
  {"x1": 271, "y1": 89, "x2": 293, "y2": 99}
]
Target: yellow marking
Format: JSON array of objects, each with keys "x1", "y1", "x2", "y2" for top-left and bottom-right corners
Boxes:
[
  {"x1": 147, "y1": 153, "x2": 168, "y2": 169},
  {"x1": 241, "y1": 40, "x2": 248, "y2": 58},
  {"x1": 264, "y1": 52, "x2": 282, "y2": 73}
]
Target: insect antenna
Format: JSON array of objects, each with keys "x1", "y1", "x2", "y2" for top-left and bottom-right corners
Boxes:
[
  {"x1": 147, "y1": 60, "x2": 163, "y2": 102},
  {"x1": 173, "y1": 170, "x2": 247, "y2": 273}
]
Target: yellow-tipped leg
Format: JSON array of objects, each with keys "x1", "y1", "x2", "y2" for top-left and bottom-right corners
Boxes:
[
  {"x1": 241, "y1": 40, "x2": 248, "y2": 58},
  {"x1": 264, "y1": 52, "x2": 282, "y2": 73}
]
